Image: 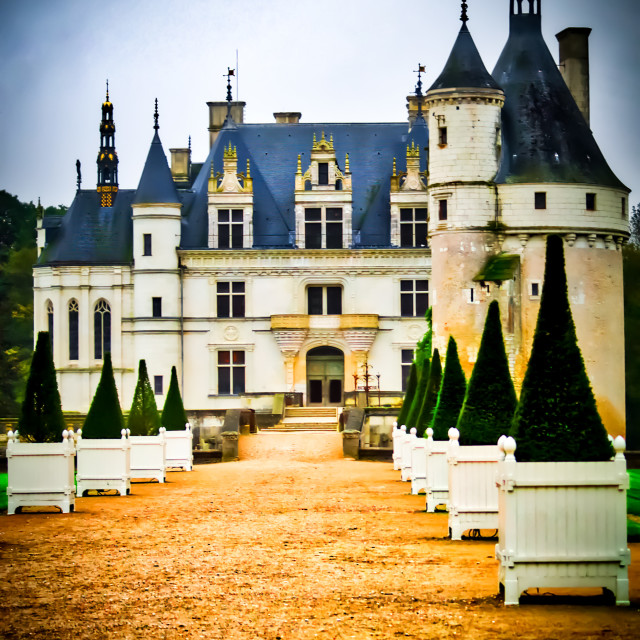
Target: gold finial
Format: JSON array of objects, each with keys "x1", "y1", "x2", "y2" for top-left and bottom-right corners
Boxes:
[
  {"x1": 313, "y1": 133, "x2": 317, "y2": 145},
  {"x1": 296, "y1": 154, "x2": 302, "y2": 174},
  {"x1": 407, "y1": 141, "x2": 420, "y2": 158},
  {"x1": 392, "y1": 158, "x2": 397, "y2": 176},
  {"x1": 329, "y1": 133, "x2": 334, "y2": 149},
  {"x1": 246, "y1": 159, "x2": 251, "y2": 178},
  {"x1": 210, "y1": 162, "x2": 214, "y2": 178},
  {"x1": 345, "y1": 153, "x2": 350, "y2": 173},
  {"x1": 321, "y1": 131, "x2": 325, "y2": 141},
  {"x1": 223, "y1": 142, "x2": 237, "y2": 159}
]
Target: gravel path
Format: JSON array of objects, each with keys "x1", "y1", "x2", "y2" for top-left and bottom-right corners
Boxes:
[{"x1": 0, "y1": 432, "x2": 638, "y2": 639}]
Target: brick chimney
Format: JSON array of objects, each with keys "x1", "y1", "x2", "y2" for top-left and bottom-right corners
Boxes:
[{"x1": 556, "y1": 27, "x2": 591, "y2": 125}]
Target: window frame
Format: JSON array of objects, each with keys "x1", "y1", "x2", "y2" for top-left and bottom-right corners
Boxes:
[
  {"x1": 304, "y1": 206, "x2": 344, "y2": 249},
  {"x1": 534, "y1": 192, "x2": 547, "y2": 210},
  {"x1": 400, "y1": 280, "x2": 429, "y2": 317},
  {"x1": 143, "y1": 233, "x2": 152, "y2": 256},
  {"x1": 217, "y1": 349, "x2": 246, "y2": 395},
  {"x1": 217, "y1": 208, "x2": 244, "y2": 249},
  {"x1": 401, "y1": 349, "x2": 414, "y2": 392},
  {"x1": 399, "y1": 207, "x2": 428, "y2": 248},
  {"x1": 307, "y1": 285, "x2": 343, "y2": 315},
  {"x1": 586, "y1": 192, "x2": 596, "y2": 211},
  {"x1": 152, "y1": 297, "x2": 162, "y2": 318},
  {"x1": 154, "y1": 375, "x2": 163, "y2": 395},
  {"x1": 216, "y1": 281, "x2": 246, "y2": 318},
  {"x1": 94, "y1": 299, "x2": 111, "y2": 360},
  {"x1": 438, "y1": 199, "x2": 448, "y2": 221},
  {"x1": 68, "y1": 299, "x2": 79, "y2": 361}
]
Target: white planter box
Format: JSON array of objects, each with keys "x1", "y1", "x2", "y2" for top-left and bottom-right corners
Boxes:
[
  {"x1": 410, "y1": 437, "x2": 427, "y2": 495},
  {"x1": 165, "y1": 425, "x2": 194, "y2": 471},
  {"x1": 447, "y1": 428, "x2": 500, "y2": 540},
  {"x1": 130, "y1": 428, "x2": 166, "y2": 483},
  {"x1": 425, "y1": 431, "x2": 449, "y2": 513},
  {"x1": 401, "y1": 428, "x2": 417, "y2": 482},
  {"x1": 392, "y1": 423, "x2": 403, "y2": 471},
  {"x1": 6, "y1": 431, "x2": 75, "y2": 515},
  {"x1": 495, "y1": 436, "x2": 630, "y2": 606},
  {"x1": 76, "y1": 430, "x2": 131, "y2": 496}
]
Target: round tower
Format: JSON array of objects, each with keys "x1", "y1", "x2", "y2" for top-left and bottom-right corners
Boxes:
[{"x1": 426, "y1": 6, "x2": 506, "y2": 372}]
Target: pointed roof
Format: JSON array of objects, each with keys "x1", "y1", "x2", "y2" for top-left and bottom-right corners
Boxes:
[
  {"x1": 428, "y1": 23, "x2": 501, "y2": 92},
  {"x1": 492, "y1": 11, "x2": 627, "y2": 189},
  {"x1": 132, "y1": 131, "x2": 180, "y2": 205}
]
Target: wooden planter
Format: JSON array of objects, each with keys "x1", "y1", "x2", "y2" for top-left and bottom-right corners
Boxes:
[
  {"x1": 410, "y1": 436, "x2": 427, "y2": 495},
  {"x1": 76, "y1": 429, "x2": 131, "y2": 496},
  {"x1": 6, "y1": 430, "x2": 75, "y2": 515},
  {"x1": 165, "y1": 425, "x2": 194, "y2": 471},
  {"x1": 425, "y1": 429, "x2": 449, "y2": 513},
  {"x1": 392, "y1": 423, "x2": 404, "y2": 471},
  {"x1": 401, "y1": 428, "x2": 417, "y2": 482},
  {"x1": 447, "y1": 428, "x2": 500, "y2": 540},
  {"x1": 495, "y1": 436, "x2": 630, "y2": 606},
  {"x1": 130, "y1": 428, "x2": 166, "y2": 483}
]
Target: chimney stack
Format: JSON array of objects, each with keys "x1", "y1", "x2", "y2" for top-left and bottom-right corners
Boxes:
[
  {"x1": 556, "y1": 27, "x2": 592, "y2": 125},
  {"x1": 273, "y1": 112, "x2": 302, "y2": 124}
]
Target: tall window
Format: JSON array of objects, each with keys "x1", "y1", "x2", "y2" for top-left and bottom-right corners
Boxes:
[
  {"x1": 318, "y1": 162, "x2": 329, "y2": 185},
  {"x1": 438, "y1": 200, "x2": 448, "y2": 221},
  {"x1": 154, "y1": 376, "x2": 163, "y2": 395},
  {"x1": 401, "y1": 349, "x2": 414, "y2": 391},
  {"x1": 94, "y1": 299, "x2": 111, "y2": 360},
  {"x1": 47, "y1": 301, "x2": 54, "y2": 356},
  {"x1": 400, "y1": 208, "x2": 428, "y2": 247},
  {"x1": 152, "y1": 297, "x2": 162, "y2": 318},
  {"x1": 68, "y1": 300, "x2": 79, "y2": 361},
  {"x1": 400, "y1": 280, "x2": 428, "y2": 317},
  {"x1": 586, "y1": 193, "x2": 596, "y2": 211},
  {"x1": 307, "y1": 286, "x2": 342, "y2": 315},
  {"x1": 534, "y1": 192, "x2": 547, "y2": 210},
  {"x1": 438, "y1": 127, "x2": 447, "y2": 146},
  {"x1": 143, "y1": 233, "x2": 152, "y2": 256},
  {"x1": 218, "y1": 350, "x2": 245, "y2": 395},
  {"x1": 217, "y1": 282, "x2": 245, "y2": 318},
  {"x1": 218, "y1": 209, "x2": 244, "y2": 248},
  {"x1": 305, "y1": 207, "x2": 343, "y2": 249}
]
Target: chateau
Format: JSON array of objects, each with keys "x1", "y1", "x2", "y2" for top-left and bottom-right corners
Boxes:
[{"x1": 34, "y1": 1, "x2": 630, "y2": 436}]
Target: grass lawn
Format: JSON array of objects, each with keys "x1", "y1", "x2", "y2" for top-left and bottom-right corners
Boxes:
[
  {"x1": 629, "y1": 470, "x2": 640, "y2": 540},
  {"x1": 0, "y1": 473, "x2": 7, "y2": 511}
]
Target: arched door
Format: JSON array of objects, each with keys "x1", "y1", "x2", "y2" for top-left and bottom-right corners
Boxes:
[{"x1": 306, "y1": 346, "x2": 344, "y2": 406}]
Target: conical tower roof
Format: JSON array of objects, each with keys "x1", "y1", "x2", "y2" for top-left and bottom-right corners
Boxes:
[
  {"x1": 492, "y1": 9, "x2": 627, "y2": 189},
  {"x1": 428, "y1": 23, "x2": 501, "y2": 92}
]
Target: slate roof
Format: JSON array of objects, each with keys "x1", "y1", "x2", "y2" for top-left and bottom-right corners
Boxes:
[
  {"x1": 428, "y1": 23, "x2": 501, "y2": 92},
  {"x1": 492, "y1": 12, "x2": 627, "y2": 190},
  {"x1": 133, "y1": 131, "x2": 180, "y2": 205}
]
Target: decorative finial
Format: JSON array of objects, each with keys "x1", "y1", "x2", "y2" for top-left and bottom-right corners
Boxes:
[
  {"x1": 153, "y1": 98, "x2": 159, "y2": 131},
  {"x1": 226, "y1": 68, "x2": 234, "y2": 103},
  {"x1": 414, "y1": 63, "x2": 426, "y2": 119},
  {"x1": 392, "y1": 157, "x2": 397, "y2": 176},
  {"x1": 461, "y1": 1, "x2": 468, "y2": 24},
  {"x1": 345, "y1": 153, "x2": 350, "y2": 173},
  {"x1": 296, "y1": 154, "x2": 302, "y2": 174},
  {"x1": 246, "y1": 159, "x2": 251, "y2": 178},
  {"x1": 188, "y1": 135, "x2": 191, "y2": 152},
  {"x1": 106, "y1": 79, "x2": 109, "y2": 101},
  {"x1": 76, "y1": 159, "x2": 82, "y2": 191}
]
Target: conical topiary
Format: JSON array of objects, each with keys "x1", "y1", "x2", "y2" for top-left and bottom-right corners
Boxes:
[
  {"x1": 511, "y1": 235, "x2": 613, "y2": 461},
  {"x1": 128, "y1": 359, "x2": 161, "y2": 436},
  {"x1": 456, "y1": 300, "x2": 517, "y2": 446},
  {"x1": 396, "y1": 360, "x2": 418, "y2": 428},
  {"x1": 405, "y1": 355, "x2": 430, "y2": 431},
  {"x1": 161, "y1": 366, "x2": 188, "y2": 431},
  {"x1": 415, "y1": 348, "x2": 442, "y2": 438},
  {"x1": 430, "y1": 337, "x2": 467, "y2": 441},
  {"x1": 18, "y1": 331, "x2": 65, "y2": 442},
  {"x1": 82, "y1": 352, "x2": 124, "y2": 439}
]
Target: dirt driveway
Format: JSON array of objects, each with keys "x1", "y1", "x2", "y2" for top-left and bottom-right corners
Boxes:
[{"x1": 0, "y1": 432, "x2": 638, "y2": 639}]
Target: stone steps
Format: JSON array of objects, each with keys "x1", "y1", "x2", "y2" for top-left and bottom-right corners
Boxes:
[{"x1": 267, "y1": 406, "x2": 339, "y2": 432}]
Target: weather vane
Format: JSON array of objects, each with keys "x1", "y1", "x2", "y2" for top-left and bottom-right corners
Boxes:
[{"x1": 414, "y1": 63, "x2": 426, "y2": 118}]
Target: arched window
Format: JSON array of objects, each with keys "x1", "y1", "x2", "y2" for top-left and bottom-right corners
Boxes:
[
  {"x1": 69, "y1": 300, "x2": 79, "y2": 361},
  {"x1": 94, "y1": 299, "x2": 111, "y2": 360},
  {"x1": 46, "y1": 300, "x2": 54, "y2": 356}
]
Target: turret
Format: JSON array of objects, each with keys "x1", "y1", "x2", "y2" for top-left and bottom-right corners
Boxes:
[{"x1": 97, "y1": 82, "x2": 119, "y2": 207}]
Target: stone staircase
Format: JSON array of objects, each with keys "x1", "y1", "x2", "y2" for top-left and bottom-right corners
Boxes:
[{"x1": 268, "y1": 407, "x2": 339, "y2": 432}]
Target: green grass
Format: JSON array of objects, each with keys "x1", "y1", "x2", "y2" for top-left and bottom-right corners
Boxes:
[
  {"x1": 0, "y1": 473, "x2": 7, "y2": 511},
  {"x1": 628, "y1": 470, "x2": 640, "y2": 540}
]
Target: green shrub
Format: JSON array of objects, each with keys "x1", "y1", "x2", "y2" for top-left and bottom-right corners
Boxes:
[
  {"x1": 396, "y1": 361, "x2": 418, "y2": 428},
  {"x1": 415, "y1": 348, "x2": 442, "y2": 438},
  {"x1": 128, "y1": 359, "x2": 161, "y2": 436},
  {"x1": 431, "y1": 336, "x2": 466, "y2": 440},
  {"x1": 405, "y1": 356, "x2": 430, "y2": 431},
  {"x1": 17, "y1": 332, "x2": 65, "y2": 442},
  {"x1": 82, "y1": 352, "x2": 124, "y2": 439},
  {"x1": 511, "y1": 235, "x2": 612, "y2": 461},
  {"x1": 457, "y1": 301, "x2": 517, "y2": 446},
  {"x1": 161, "y1": 366, "x2": 188, "y2": 431}
]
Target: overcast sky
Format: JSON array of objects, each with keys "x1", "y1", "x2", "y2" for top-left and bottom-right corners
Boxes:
[{"x1": 0, "y1": 0, "x2": 638, "y2": 208}]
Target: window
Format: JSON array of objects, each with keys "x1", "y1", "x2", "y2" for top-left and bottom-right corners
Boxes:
[
  {"x1": 152, "y1": 297, "x2": 162, "y2": 318},
  {"x1": 217, "y1": 282, "x2": 245, "y2": 318},
  {"x1": 307, "y1": 286, "x2": 342, "y2": 315},
  {"x1": 318, "y1": 162, "x2": 329, "y2": 185},
  {"x1": 400, "y1": 208, "x2": 428, "y2": 247},
  {"x1": 218, "y1": 209, "x2": 244, "y2": 248},
  {"x1": 94, "y1": 299, "x2": 111, "y2": 360},
  {"x1": 530, "y1": 281, "x2": 540, "y2": 298},
  {"x1": 586, "y1": 193, "x2": 596, "y2": 211},
  {"x1": 622, "y1": 197, "x2": 627, "y2": 219},
  {"x1": 304, "y1": 207, "x2": 343, "y2": 249},
  {"x1": 438, "y1": 127, "x2": 447, "y2": 146},
  {"x1": 143, "y1": 233, "x2": 152, "y2": 256},
  {"x1": 47, "y1": 301, "x2": 54, "y2": 356},
  {"x1": 68, "y1": 300, "x2": 79, "y2": 361},
  {"x1": 401, "y1": 349, "x2": 414, "y2": 391},
  {"x1": 400, "y1": 280, "x2": 428, "y2": 317},
  {"x1": 534, "y1": 192, "x2": 546, "y2": 209},
  {"x1": 438, "y1": 199, "x2": 448, "y2": 221},
  {"x1": 218, "y1": 350, "x2": 245, "y2": 395},
  {"x1": 154, "y1": 376, "x2": 163, "y2": 395}
]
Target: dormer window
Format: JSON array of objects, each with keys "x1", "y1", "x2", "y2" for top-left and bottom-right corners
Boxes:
[
  {"x1": 318, "y1": 162, "x2": 329, "y2": 185},
  {"x1": 304, "y1": 207, "x2": 343, "y2": 249}
]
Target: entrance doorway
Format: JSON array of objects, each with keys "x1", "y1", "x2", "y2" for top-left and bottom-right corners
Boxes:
[{"x1": 306, "y1": 346, "x2": 344, "y2": 406}]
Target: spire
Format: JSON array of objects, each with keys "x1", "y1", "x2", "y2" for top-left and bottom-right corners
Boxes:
[
  {"x1": 132, "y1": 101, "x2": 180, "y2": 205},
  {"x1": 97, "y1": 82, "x2": 118, "y2": 206},
  {"x1": 461, "y1": 1, "x2": 468, "y2": 25},
  {"x1": 222, "y1": 67, "x2": 236, "y2": 127},
  {"x1": 414, "y1": 63, "x2": 426, "y2": 120},
  {"x1": 76, "y1": 159, "x2": 81, "y2": 192}
]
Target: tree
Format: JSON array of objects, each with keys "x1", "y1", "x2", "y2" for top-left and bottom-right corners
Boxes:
[
  {"x1": 415, "y1": 348, "x2": 442, "y2": 438},
  {"x1": 82, "y1": 352, "x2": 124, "y2": 439},
  {"x1": 457, "y1": 300, "x2": 517, "y2": 446},
  {"x1": 396, "y1": 360, "x2": 418, "y2": 428},
  {"x1": 624, "y1": 243, "x2": 640, "y2": 450},
  {"x1": 430, "y1": 337, "x2": 467, "y2": 441},
  {"x1": 511, "y1": 235, "x2": 612, "y2": 461},
  {"x1": 128, "y1": 359, "x2": 161, "y2": 436},
  {"x1": 161, "y1": 366, "x2": 188, "y2": 430},
  {"x1": 405, "y1": 355, "x2": 430, "y2": 431},
  {"x1": 17, "y1": 331, "x2": 65, "y2": 442},
  {"x1": 630, "y1": 203, "x2": 640, "y2": 248}
]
